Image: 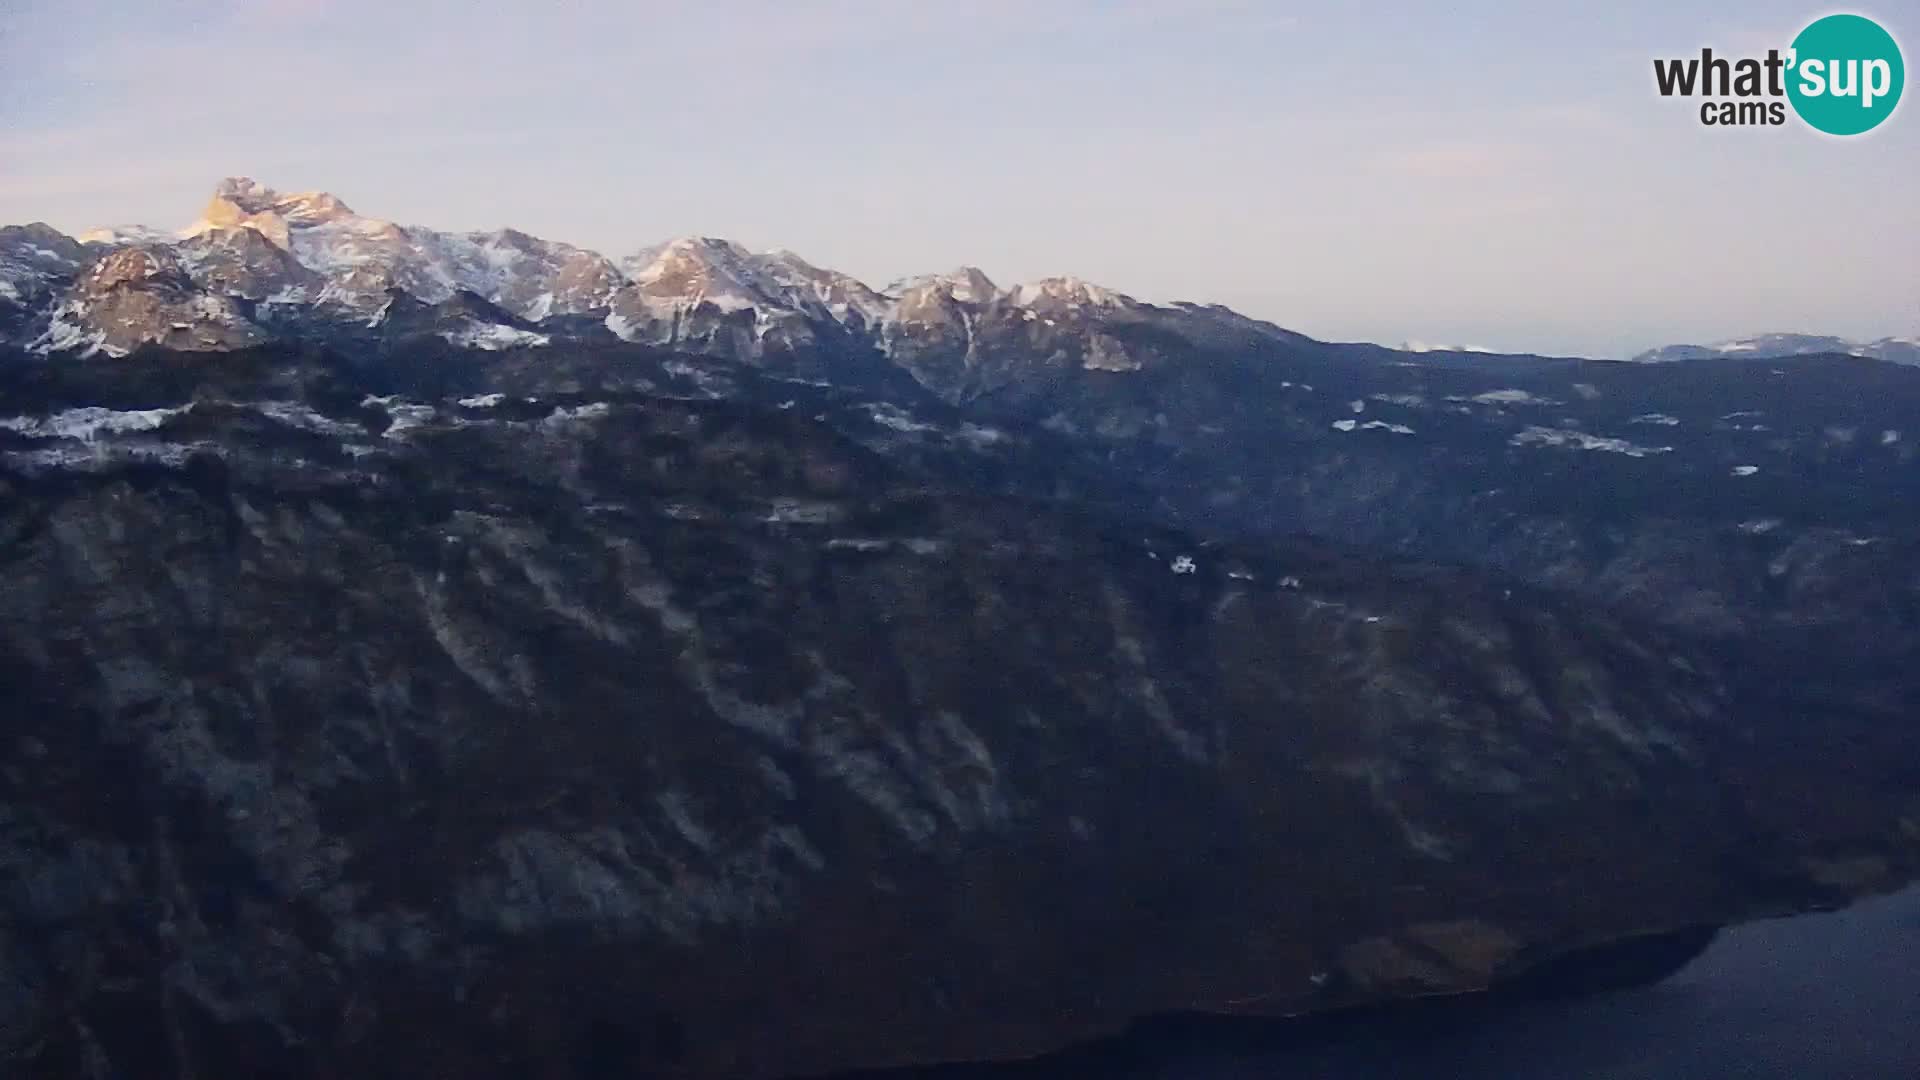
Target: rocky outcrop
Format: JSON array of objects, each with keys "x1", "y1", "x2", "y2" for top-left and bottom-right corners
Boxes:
[
  {"x1": 170, "y1": 178, "x2": 627, "y2": 321},
  {"x1": 603, "y1": 238, "x2": 892, "y2": 360},
  {"x1": 34, "y1": 246, "x2": 267, "y2": 357},
  {"x1": 876, "y1": 271, "x2": 1287, "y2": 402},
  {"x1": 175, "y1": 225, "x2": 323, "y2": 303},
  {"x1": 440, "y1": 227, "x2": 625, "y2": 319},
  {"x1": 0, "y1": 223, "x2": 91, "y2": 340}
]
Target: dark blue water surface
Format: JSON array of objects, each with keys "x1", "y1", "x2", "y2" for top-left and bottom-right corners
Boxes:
[
  {"x1": 1175, "y1": 888, "x2": 1920, "y2": 1079},
  {"x1": 868, "y1": 885, "x2": 1920, "y2": 1080},
  {"x1": 1171, "y1": 887, "x2": 1920, "y2": 1079}
]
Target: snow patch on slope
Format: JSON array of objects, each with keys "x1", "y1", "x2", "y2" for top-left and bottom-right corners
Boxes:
[
  {"x1": 440, "y1": 322, "x2": 551, "y2": 350},
  {"x1": 0, "y1": 405, "x2": 192, "y2": 441},
  {"x1": 1333, "y1": 419, "x2": 1415, "y2": 435},
  {"x1": 1465, "y1": 389, "x2": 1560, "y2": 407},
  {"x1": 1510, "y1": 426, "x2": 1671, "y2": 458}
]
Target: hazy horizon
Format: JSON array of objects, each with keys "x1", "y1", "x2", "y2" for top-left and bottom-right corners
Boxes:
[{"x1": 3, "y1": 0, "x2": 1914, "y2": 359}]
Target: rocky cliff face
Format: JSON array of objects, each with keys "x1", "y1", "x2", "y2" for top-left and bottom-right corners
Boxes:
[
  {"x1": 0, "y1": 224, "x2": 91, "y2": 342},
  {"x1": 2, "y1": 345, "x2": 1918, "y2": 1079},
  {"x1": 37, "y1": 246, "x2": 269, "y2": 357}
]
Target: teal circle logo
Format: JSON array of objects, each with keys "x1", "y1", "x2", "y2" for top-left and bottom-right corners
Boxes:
[{"x1": 1787, "y1": 14, "x2": 1904, "y2": 135}]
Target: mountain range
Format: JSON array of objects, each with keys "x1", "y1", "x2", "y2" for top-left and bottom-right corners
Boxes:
[
  {"x1": 2, "y1": 178, "x2": 1309, "y2": 387},
  {"x1": 3, "y1": 179, "x2": 1920, "y2": 1080},
  {"x1": 6, "y1": 177, "x2": 1909, "y2": 373},
  {"x1": 1633, "y1": 333, "x2": 1920, "y2": 366}
]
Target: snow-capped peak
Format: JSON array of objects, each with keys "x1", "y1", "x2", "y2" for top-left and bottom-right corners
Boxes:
[
  {"x1": 616, "y1": 236, "x2": 770, "y2": 316},
  {"x1": 77, "y1": 224, "x2": 180, "y2": 247},
  {"x1": 751, "y1": 248, "x2": 892, "y2": 325},
  {"x1": 182, "y1": 177, "x2": 377, "y2": 253},
  {"x1": 625, "y1": 236, "x2": 757, "y2": 288},
  {"x1": 213, "y1": 176, "x2": 277, "y2": 204},
  {"x1": 1402, "y1": 340, "x2": 1496, "y2": 355},
  {"x1": 163, "y1": 178, "x2": 626, "y2": 319},
  {"x1": 1009, "y1": 276, "x2": 1133, "y2": 310},
  {"x1": 887, "y1": 267, "x2": 1001, "y2": 305},
  {"x1": 207, "y1": 177, "x2": 357, "y2": 223},
  {"x1": 609, "y1": 237, "x2": 892, "y2": 328}
]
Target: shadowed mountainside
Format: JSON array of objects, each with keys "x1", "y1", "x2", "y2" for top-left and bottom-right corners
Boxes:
[{"x1": 2, "y1": 344, "x2": 1918, "y2": 1078}]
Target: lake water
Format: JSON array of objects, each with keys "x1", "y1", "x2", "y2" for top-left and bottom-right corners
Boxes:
[
  {"x1": 868, "y1": 885, "x2": 1920, "y2": 1079},
  {"x1": 1163, "y1": 886, "x2": 1920, "y2": 1079}
]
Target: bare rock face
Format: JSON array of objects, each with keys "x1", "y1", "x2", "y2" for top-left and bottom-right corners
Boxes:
[
  {"x1": 1, "y1": 350, "x2": 1916, "y2": 1080},
  {"x1": 436, "y1": 227, "x2": 625, "y2": 319},
  {"x1": 175, "y1": 225, "x2": 324, "y2": 303},
  {"x1": 0, "y1": 223, "x2": 91, "y2": 341},
  {"x1": 196, "y1": 178, "x2": 295, "y2": 249},
  {"x1": 35, "y1": 245, "x2": 267, "y2": 357},
  {"x1": 603, "y1": 238, "x2": 859, "y2": 359},
  {"x1": 0, "y1": 222, "x2": 88, "y2": 287},
  {"x1": 174, "y1": 179, "x2": 622, "y2": 321},
  {"x1": 880, "y1": 272, "x2": 1179, "y2": 400}
]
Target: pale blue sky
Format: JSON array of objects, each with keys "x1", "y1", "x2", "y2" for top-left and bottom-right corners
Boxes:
[{"x1": 1, "y1": 0, "x2": 1913, "y2": 357}]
